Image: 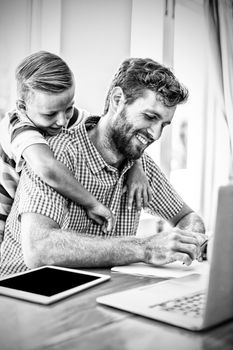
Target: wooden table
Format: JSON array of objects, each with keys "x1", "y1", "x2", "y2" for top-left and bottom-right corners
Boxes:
[{"x1": 0, "y1": 268, "x2": 233, "y2": 350}]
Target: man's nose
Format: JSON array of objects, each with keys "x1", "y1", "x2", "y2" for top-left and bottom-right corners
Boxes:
[
  {"x1": 56, "y1": 113, "x2": 67, "y2": 127},
  {"x1": 147, "y1": 123, "x2": 163, "y2": 141}
]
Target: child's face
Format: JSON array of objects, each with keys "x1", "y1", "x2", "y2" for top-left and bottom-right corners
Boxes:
[{"x1": 24, "y1": 84, "x2": 75, "y2": 136}]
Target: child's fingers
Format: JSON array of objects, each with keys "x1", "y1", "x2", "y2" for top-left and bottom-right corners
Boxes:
[
  {"x1": 127, "y1": 187, "x2": 135, "y2": 210},
  {"x1": 147, "y1": 186, "x2": 152, "y2": 203},
  {"x1": 122, "y1": 185, "x2": 127, "y2": 194},
  {"x1": 101, "y1": 223, "x2": 107, "y2": 234},
  {"x1": 105, "y1": 213, "x2": 115, "y2": 232},
  {"x1": 92, "y1": 215, "x2": 104, "y2": 226},
  {"x1": 135, "y1": 190, "x2": 142, "y2": 211},
  {"x1": 142, "y1": 187, "x2": 149, "y2": 208}
]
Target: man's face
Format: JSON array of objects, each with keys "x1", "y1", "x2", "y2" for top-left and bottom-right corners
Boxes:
[
  {"x1": 24, "y1": 84, "x2": 75, "y2": 136},
  {"x1": 111, "y1": 90, "x2": 176, "y2": 160}
]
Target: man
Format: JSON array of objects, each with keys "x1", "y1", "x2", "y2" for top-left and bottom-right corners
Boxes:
[{"x1": 1, "y1": 58, "x2": 205, "y2": 276}]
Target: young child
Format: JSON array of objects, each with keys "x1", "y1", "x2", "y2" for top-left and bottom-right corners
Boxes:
[{"x1": 0, "y1": 51, "x2": 151, "y2": 247}]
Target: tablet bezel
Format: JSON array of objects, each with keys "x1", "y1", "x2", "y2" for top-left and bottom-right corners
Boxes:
[{"x1": 0, "y1": 265, "x2": 110, "y2": 304}]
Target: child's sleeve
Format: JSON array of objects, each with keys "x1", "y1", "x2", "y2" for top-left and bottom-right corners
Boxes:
[
  {"x1": 0, "y1": 185, "x2": 13, "y2": 244},
  {"x1": 0, "y1": 144, "x2": 20, "y2": 243},
  {"x1": 8, "y1": 111, "x2": 48, "y2": 172}
]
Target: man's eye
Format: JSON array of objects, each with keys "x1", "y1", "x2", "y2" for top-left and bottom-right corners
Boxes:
[{"x1": 144, "y1": 113, "x2": 156, "y2": 120}]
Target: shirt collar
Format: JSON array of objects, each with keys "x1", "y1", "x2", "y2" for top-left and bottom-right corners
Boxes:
[{"x1": 76, "y1": 116, "x2": 134, "y2": 175}]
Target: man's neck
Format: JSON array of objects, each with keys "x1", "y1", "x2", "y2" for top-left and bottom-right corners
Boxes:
[{"x1": 87, "y1": 115, "x2": 124, "y2": 169}]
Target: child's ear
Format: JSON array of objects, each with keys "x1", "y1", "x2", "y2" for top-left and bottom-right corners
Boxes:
[
  {"x1": 110, "y1": 87, "x2": 125, "y2": 112},
  {"x1": 16, "y1": 99, "x2": 26, "y2": 112}
]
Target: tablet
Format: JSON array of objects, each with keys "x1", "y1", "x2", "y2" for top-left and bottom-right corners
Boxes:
[{"x1": 0, "y1": 266, "x2": 110, "y2": 304}]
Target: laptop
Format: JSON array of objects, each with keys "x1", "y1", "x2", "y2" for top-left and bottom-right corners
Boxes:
[{"x1": 97, "y1": 185, "x2": 233, "y2": 331}]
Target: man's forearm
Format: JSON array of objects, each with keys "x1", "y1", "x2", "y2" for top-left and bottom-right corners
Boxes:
[
  {"x1": 23, "y1": 226, "x2": 146, "y2": 269},
  {"x1": 21, "y1": 212, "x2": 206, "y2": 270}
]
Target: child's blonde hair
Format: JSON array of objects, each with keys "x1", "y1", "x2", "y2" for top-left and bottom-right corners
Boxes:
[{"x1": 15, "y1": 51, "x2": 73, "y2": 101}]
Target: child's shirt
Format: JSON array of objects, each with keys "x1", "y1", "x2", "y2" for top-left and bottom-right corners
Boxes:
[{"x1": 0, "y1": 107, "x2": 90, "y2": 242}]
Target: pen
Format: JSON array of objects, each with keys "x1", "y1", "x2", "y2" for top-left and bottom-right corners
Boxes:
[
  {"x1": 183, "y1": 238, "x2": 209, "y2": 264},
  {"x1": 200, "y1": 238, "x2": 208, "y2": 250}
]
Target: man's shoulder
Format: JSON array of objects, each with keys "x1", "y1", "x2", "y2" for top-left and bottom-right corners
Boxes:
[
  {"x1": 141, "y1": 152, "x2": 168, "y2": 185},
  {"x1": 142, "y1": 152, "x2": 161, "y2": 172},
  {"x1": 47, "y1": 115, "x2": 102, "y2": 160},
  {"x1": 47, "y1": 122, "x2": 86, "y2": 154}
]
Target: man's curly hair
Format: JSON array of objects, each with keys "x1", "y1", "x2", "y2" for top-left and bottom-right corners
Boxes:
[{"x1": 104, "y1": 58, "x2": 188, "y2": 114}]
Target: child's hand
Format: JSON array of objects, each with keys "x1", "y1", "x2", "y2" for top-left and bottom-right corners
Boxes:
[
  {"x1": 86, "y1": 202, "x2": 115, "y2": 233},
  {"x1": 125, "y1": 160, "x2": 152, "y2": 211}
]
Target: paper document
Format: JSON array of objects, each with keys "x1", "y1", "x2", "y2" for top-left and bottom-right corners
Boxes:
[{"x1": 111, "y1": 260, "x2": 209, "y2": 278}]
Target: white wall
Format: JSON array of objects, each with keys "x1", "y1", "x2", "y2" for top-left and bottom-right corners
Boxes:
[
  {"x1": 171, "y1": 0, "x2": 206, "y2": 213},
  {"x1": 0, "y1": 0, "x2": 31, "y2": 113},
  {"x1": 130, "y1": 0, "x2": 165, "y2": 165},
  {"x1": 60, "y1": 0, "x2": 132, "y2": 114},
  {"x1": 0, "y1": 0, "x2": 133, "y2": 115}
]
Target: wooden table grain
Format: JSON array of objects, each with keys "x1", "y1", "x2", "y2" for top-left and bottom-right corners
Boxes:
[{"x1": 0, "y1": 268, "x2": 233, "y2": 350}]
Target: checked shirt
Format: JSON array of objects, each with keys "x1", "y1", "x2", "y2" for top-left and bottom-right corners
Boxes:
[{"x1": 0, "y1": 117, "x2": 189, "y2": 276}]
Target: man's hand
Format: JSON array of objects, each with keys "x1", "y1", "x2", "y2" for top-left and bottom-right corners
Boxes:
[
  {"x1": 194, "y1": 232, "x2": 208, "y2": 261},
  {"x1": 124, "y1": 160, "x2": 152, "y2": 211},
  {"x1": 175, "y1": 211, "x2": 206, "y2": 262},
  {"x1": 143, "y1": 228, "x2": 202, "y2": 266},
  {"x1": 86, "y1": 201, "x2": 115, "y2": 233}
]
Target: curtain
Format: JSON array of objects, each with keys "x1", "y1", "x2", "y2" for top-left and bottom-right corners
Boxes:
[{"x1": 202, "y1": 0, "x2": 233, "y2": 229}]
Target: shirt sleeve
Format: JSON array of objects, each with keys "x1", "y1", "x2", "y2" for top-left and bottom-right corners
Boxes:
[
  {"x1": 142, "y1": 153, "x2": 193, "y2": 225},
  {"x1": 18, "y1": 134, "x2": 76, "y2": 227},
  {"x1": 18, "y1": 166, "x2": 69, "y2": 227},
  {"x1": 0, "y1": 143, "x2": 20, "y2": 240},
  {"x1": 9, "y1": 111, "x2": 48, "y2": 172}
]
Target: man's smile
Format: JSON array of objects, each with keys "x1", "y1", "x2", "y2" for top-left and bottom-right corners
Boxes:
[{"x1": 135, "y1": 132, "x2": 154, "y2": 146}]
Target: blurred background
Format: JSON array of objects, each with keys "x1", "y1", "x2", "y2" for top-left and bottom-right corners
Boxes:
[{"x1": 0, "y1": 0, "x2": 232, "y2": 233}]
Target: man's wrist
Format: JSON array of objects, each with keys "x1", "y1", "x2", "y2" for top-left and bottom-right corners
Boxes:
[
  {"x1": 136, "y1": 236, "x2": 152, "y2": 264},
  {"x1": 117, "y1": 236, "x2": 147, "y2": 264}
]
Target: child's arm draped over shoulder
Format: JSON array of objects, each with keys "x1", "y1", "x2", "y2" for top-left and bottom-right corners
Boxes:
[
  {"x1": 23, "y1": 143, "x2": 115, "y2": 232},
  {"x1": 8, "y1": 108, "x2": 114, "y2": 232},
  {"x1": 124, "y1": 158, "x2": 152, "y2": 211}
]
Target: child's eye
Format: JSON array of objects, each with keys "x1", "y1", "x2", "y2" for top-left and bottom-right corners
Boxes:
[{"x1": 44, "y1": 112, "x2": 56, "y2": 117}]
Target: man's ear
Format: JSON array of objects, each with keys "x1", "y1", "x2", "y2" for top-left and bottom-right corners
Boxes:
[
  {"x1": 110, "y1": 87, "x2": 125, "y2": 112},
  {"x1": 16, "y1": 99, "x2": 26, "y2": 112}
]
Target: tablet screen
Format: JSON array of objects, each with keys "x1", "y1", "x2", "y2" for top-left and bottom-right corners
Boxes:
[
  {"x1": 0, "y1": 266, "x2": 110, "y2": 303},
  {"x1": 0, "y1": 267, "x2": 99, "y2": 296}
]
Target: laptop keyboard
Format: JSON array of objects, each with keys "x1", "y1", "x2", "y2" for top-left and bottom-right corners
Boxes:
[{"x1": 150, "y1": 291, "x2": 206, "y2": 318}]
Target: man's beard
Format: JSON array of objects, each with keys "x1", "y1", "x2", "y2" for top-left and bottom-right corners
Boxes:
[{"x1": 110, "y1": 108, "x2": 146, "y2": 160}]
